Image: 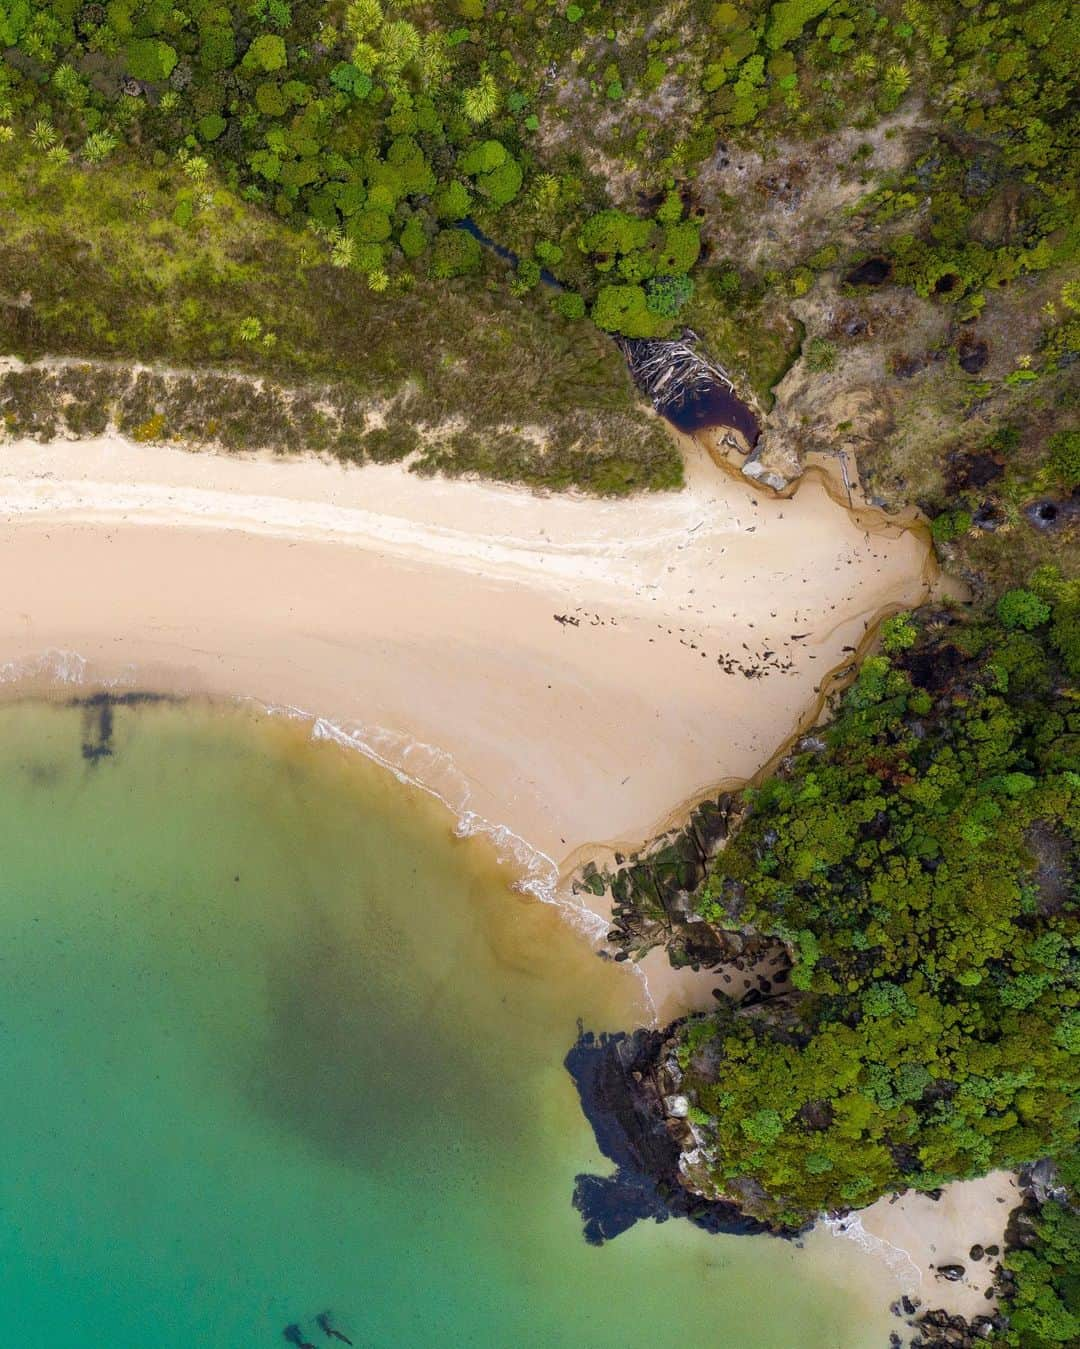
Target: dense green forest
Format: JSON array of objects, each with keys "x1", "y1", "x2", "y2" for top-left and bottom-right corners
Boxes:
[
  {"x1": 0, "y1": 0, "x2": 1073, "y2": 333},
  {"x1": 0, "y1": 0, "x2": 1076, "y2": 496},
  {"x1": 662, "y1": 587, "x2": 1079, "y2": 1335}
]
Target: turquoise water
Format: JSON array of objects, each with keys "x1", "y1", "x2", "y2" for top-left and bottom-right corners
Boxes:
[{"x1": 0, "y1": 697, "x2": 890, "y2": 1348}]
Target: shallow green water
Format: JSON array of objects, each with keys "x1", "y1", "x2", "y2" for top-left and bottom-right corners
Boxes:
[{"x1": 0, "y1": 697, "x2": 891, "y2": 1348}]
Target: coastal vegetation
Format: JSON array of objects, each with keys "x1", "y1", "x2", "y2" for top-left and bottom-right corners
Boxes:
[
  {"x1": 997, "y1": 1156, "x2": 1080, "y2": 1346},
  {"x1": 0, "y1": 141, "x2": 678, "y2": 492},
  {"x1": 0, "y1": 0, "x2": 1075, "y2": 489},
  {"x1": 664, "y1": 592, "x2": 1079, "y2": 1230}
]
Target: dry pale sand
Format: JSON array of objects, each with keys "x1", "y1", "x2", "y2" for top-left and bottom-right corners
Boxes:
[
  {"x1": 0, "y1": 431, "x2": 932, "y2": 860},
  {"x1": 0, "y1": 429, "x2": 937, "y2": 1018},
  {"x1": 820, "y1": 1170, "x2": 1019, "y2": 1328}
]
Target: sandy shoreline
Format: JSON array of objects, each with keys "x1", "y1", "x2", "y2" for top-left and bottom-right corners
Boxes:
[
  {"x1": 0, "y1": 433, "x2": 933, "y2": 833},
  {"x1": 0, "y1": 430, "x2": 935, "y2": 1012},
  {"x1": 0, "y1": 427, "x2": 1018, "y2": 1328}
]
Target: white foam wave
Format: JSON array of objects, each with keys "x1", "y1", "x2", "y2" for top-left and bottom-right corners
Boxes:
[
  {"x1": 821, "y1": 1212, "x2": 923, "y2": 1290},
  {"x1": 261, "y1": 703, "x2": 612, "y2": 941},
  {"x1": 0, "y1": 647, "x2": 140, "y2": 688},
  {"x1": 0, "y1": 649, "x2": 613, "y2": 946}
]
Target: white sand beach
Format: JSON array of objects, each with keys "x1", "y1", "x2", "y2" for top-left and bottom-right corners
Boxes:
[{"x1": 0, "y1": 432, "x2": 933, "y2": 864}]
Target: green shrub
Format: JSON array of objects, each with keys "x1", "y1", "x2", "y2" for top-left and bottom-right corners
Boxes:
[
  {"x1": 1048, "y1": 429, "x2": 1080, "y2": 490},
  {"x1": 197, "y1": 114, "x2": 226, "y2": 143},
  {"x1": 591, "y1": 284, "x2": 666, "y2": 337},
  {"x1": 398, "y1": 215, "x2": 426, "y2": 259},
  {"x1": 199, "y1": 27, "x2": 236, "y2": 72},
  {"x1": 765, "y1": 0, "x2": 831, "y2": 51},
  {"x1": 430, "y1": 227, "x2": 482, "y2": 278},
  {"x1": 434, "y1": 180, "x2": 471, "y2": 221},
  {"x1": 645, "y1": 273, "x2": 693, "y2": 318},
  {"x1": 124, "y1": 38, "x2": 178, "y2": 83},
  {"x1": 997, "y1": 588, "x2": 1052, "y2": 631},
  {"x1": 243, "y1": 34, "x2": 287, "y2": 74},
  {"x1": 803, "y1": 336, "x2": 836, "y2": 372},
  {"x1": 557, "y1": 291, "x2": 586, "y2": 320},
  {"x1": 881, "y1": 613, "x2": 918, "y2": 654},
  {"x1": 578, "y1": 209, "x2": 653, "y2": 259}
]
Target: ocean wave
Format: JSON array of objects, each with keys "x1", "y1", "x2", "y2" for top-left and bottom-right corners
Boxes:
[
  {"x1": 0, "y1": 647, "x2": 139, "y2": 688},
  {"x1": 257, "y1": 702, "x2": 612, "y2": 943},
  {"x1": 821, "y1": 1212, "x2": 922, "y2": 1290},
  {"x1": 0, "y1": 648, "x2": 614, "y2": 945}
]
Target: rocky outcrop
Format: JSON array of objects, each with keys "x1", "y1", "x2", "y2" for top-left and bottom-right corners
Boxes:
[
  {"x1": 910, "y1": 1308, "x2": 1007, "y2": 1347},
  {"x1": 741, "y1": 446, "x2": 803, "y2": 493},
  {"x1": 564, "y1": 1025, "x2": 772, "y2": 1245},
  {"x1": 577, "y1": 793, "x2": 778, "y2": 972}
]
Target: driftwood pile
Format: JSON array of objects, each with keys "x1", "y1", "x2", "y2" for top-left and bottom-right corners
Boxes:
[{"x1": 617, "y1": 330, "x2": 735, "y2": 412}]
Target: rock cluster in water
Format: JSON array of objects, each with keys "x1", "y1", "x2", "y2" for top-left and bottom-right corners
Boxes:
[{"x1": 564, "y1": 1027, "x2": 772, "y2": 1246}]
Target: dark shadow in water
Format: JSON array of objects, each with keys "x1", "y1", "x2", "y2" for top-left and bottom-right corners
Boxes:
[
  {"x1": 67, "y1": 691, "x2": 181, "y2": 763},
  {"x1": 565, "y1": 1027, "x2": 771, "y2": 1245},
  {"x1": 245, "y1": 895, "x2": 522, "y2": 1170}
]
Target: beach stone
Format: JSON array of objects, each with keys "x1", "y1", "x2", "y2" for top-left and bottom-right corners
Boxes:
[
  {"x1": 938, "y1": 1264, "x2": 966, "y2": 1282},
  {"x1": 969, "y1": 1244, "x2": 984, "y2": 1262}
]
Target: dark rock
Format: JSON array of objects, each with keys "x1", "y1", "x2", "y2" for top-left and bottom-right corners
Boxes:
[
  {"x1": 946, "y1": 451, "x2": 1003, "y2": 492},
  {"x1": 972, "y1": 500, "x2": 1004, "y2": 533},
  {"x1": 797, "y1": 1099, "x2": 834, "y2": 1131},
  {"x1": 1020, "y1": 1157, "x2": 1069, "y2": 1204},
  {"x1": 969, "y1": 1244, "x2": 984, "y2": 1262},
  {"x1": 938, "y1": 1264, "x2": 966, "y2": 1282},
  {"x1": 1024, "y1": 496, "x2": 1080, "y2": 532},
  {"x1": 892, "y1": 352, "x2": 927, "y2": 379},
  {"x1": 845, "y1": 257, "x2": 892, "y2": 287},
  {"x1": 984, "y1": 1245, "x2": 999, "y2": 1257},
  {"x1": 564, "y1": 1027, "x2": 770, "y2": 1246},
  {"x1": 898, "y1": 642, "x2": 965, "y2": 694},
  {"x1": 957, "y1": 338, "x2": 989, "y2": 373},
  {"x1": 964, "y1": 158, "x2": 998, "y2": 197}
]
